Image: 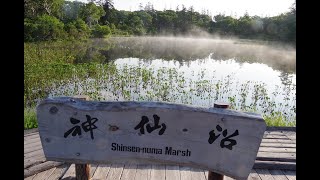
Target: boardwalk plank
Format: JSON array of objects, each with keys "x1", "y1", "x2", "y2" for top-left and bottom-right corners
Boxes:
[
  {"x1": 150, "y1": 164, "x2": 165, "y2": 180},
  {"x1": 248, "y1": 169, "x2": 261, "y2": 180},
  {"x1": 269, "y1": 170, "x2": 289, "y2": 180},
  {"x1": 46, "y1": 164, "x2": 70, "y2": 180},
  {"x1": 92, "y1": 164, "x2": 111, "y2": 180},
  {"x1": 257, "y1": 152, "x2": 296, "y2": 161},
  {"x1": 24, "y1": 137, "x2": 41, "y2": 145},
  {"x1": 120, "y1": 163, "x2": 137, "y2": 180},
  {"x1": 282, "y1": 170, "x2": 296, "y2": 180},
  {"x1": 180, "y1": 166, "x2": 192, "y2": 180},
  {"x1": 61, "y1": 164, "x2": 75, "y2": 179},
  {"x1": 190, "y1": 168, "x2": 206, "y2": 180},
  {"x1": 258, "y1": 147, "x2": 295, "y2": 153},
  {"x1": 260, "y1": 143, "x2": 295, "y2": 148},
  {"x1": 106, "y1": 163, "x2": 124, "y2": 180},
  {"x1": 256, "y1": 169, "x2": 275, "y2": 180},
  {"x1": 32, "y1": 167, "x2": 55, "y2": 180},
  {"x1": 24, "y1": 149, "x2": 44, "y2": 159},
  {"x1": 24, "y1": 161, "x2": 64, "y2": 178},
  {"x1": 165, "y1": 165, "x2": 180, "y2": 180},
  {"x1": 135, "y1": 164, "x2": 151, "y2": 180}
]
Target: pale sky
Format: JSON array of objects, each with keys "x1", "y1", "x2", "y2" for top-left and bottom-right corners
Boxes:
[{"x1": 78, "y1": 0, "x2": 295, "y2": 17}]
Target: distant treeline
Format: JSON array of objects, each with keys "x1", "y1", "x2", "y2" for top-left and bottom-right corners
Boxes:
[{"x1": 24, "y1": 0, "x2": 296, "y2": 43}]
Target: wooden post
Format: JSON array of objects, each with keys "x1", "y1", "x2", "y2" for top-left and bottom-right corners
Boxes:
[
  {"x1": 208, "y1": 102, "x2": 230, "y2": 180},
  {"x1": 73, "y1": 95, "x2": 91, "y2": 180}
]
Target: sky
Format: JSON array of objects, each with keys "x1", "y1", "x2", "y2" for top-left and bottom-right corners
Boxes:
[{"x1": 79, "y1": 0, "x2": 295, "y2": 17}]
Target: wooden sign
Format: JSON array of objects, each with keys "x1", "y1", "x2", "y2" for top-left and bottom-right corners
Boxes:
[{"x1": 37, "y1": 97, "x2": 266, "y2": 180}]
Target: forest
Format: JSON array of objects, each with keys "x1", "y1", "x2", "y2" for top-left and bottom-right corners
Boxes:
[{"x1": 24, "y1": 0, "x2": 296, "y2": 43}]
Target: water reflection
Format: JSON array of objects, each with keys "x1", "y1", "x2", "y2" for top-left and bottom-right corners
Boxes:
[{"x1": 75, "y1": 37, "x2": 296, "y2": 74}]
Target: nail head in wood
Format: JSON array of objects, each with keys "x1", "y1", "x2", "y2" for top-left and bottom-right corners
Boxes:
[{"x1": 214, "y1": 102, "x2": 229, "y2": 109}]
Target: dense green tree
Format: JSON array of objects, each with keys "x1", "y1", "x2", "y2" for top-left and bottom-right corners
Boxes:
[
  {"x1": 79, "y1": 2, "x2": 105, "y2": 27},
  {"x1": 24, "y1": 0, "x2": 295, "y2": 44},
  {"x1": 25, "y1": 15, "x2": 65, "y2": 41}
]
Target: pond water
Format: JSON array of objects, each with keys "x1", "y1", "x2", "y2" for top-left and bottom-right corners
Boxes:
[{"x1": 48, "y1": 37, "x2": 296, "y2": 123}]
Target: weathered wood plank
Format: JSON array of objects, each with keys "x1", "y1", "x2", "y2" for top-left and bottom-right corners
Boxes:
[
  {"x1": 282, "y1": 170, "x2": 296, "y2": 180},
  {"x1": 24, "y1": 143, "x2": 43, "y2": 154},
  {"x1": 165, "y1": 165, "x2": 180, "y2": 180},
  {"x1": 90, "y1": 164, "x2": 99, "y2": 177},
  {"x1": 24, "y1": 137, "x2": 41, "y2": 145},
  {"x1": 32, "y1": 167, "x2": 56, "y2": 180},
  {"x1": 46, "y1": 163, "x2": 70, "y2": 180},
  {"x1": 190, "y1": 168, "x2": 207, "y2": 180},
  {"x1": 224, "y1": 176, "x2": 235, "y2": 180},
  {"x1": 255, "y1": 169, "x2": 275, "y2": 180},
  {"x1": 24, "y1": 156, "x2": 46, "y2": 168},
  {"x1": 24, "y1": 133, "x2": 40, "y2": 141},
  {"x1": 37, "y1": 98, "x2": 266, "y2": 180},
  {"x1": 261, "y1": 139, "x2": 295, "y2": 144},
  {"x1": 24, "y1": 149, "x2": 44, "y2": 159},
  {"x1": 91, "y1": 164, "x2": 111, "y2": 180},
  {"x1": 253, "y1": 161, "x2": 295, "y2": 170},
  {"x1": 269, "y1": 170, "x2": 289, "y2": 180},
  {"x1": 258, "y1": 147, "x2": 295, "y2": 153},
  {"x1": 106, "y1": 163, "x2": 124, "y2": 179},
  {"x1": 24, "y1": 161, "x2": 64, "y2": 178},
  {"x1": 149, "y1": 164, "x2": 165, "y2": 180},
  {"x1": 259, "y1": 143, "x2": 295, "y2": 148},
  {"x1": 257, "y1": 152, "x2": 295, "y2": 161},
  {"x1": 24, "y1": 174, "x2": 36, "y2": 180},
  {"x1": 135, "y1": 164, "x2": 151, "y2": 180},
  {"x1": 61, "y1": 164, "x2": 76, "y2": 179},
  {"x1": 24, "y1": 156, "x2": 46, "y2": 169},
  {"x1": 180, "y1": 166, "x2": 192, "y2": 180},
  {"x1": 120, "y1": 163, "x2": 137, "y2": 180},
  {"x1": 248, "y1": 169, "x2": 261, "y2": 180}
]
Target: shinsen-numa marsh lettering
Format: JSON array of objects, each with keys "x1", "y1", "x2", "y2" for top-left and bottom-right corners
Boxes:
[{"x1": 111, "y1": 143, "x2": 191, "y2": 157}]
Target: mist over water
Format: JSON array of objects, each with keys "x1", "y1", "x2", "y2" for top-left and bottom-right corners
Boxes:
[
  {"x1": 49, "y1": 36, "x2": 295, "y2": 123},
  {"x1": 90, "y1": 36, "x2": 295, "y2": 73}
]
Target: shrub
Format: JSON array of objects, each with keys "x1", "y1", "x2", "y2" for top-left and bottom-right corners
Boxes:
[{"x1": 91, "y1": 24, "x2": 111, "y2": 38}]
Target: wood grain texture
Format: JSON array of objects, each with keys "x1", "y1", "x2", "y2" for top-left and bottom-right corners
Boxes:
[
  {"x1": 75, "y1": 164, "x2": 90, "y2": 180},
  {"x1": 135, "y1": 164, "x2": 151, "y2": 180},
  {"x1": 190, "y1": 168, "x2": 206, "y2": 180},
  {"x1": 46, "y1": 163, "x2": 70, "y2": 180},
  {"x1": 37, "y1": 98, "x2": 266, "y2": 180},
  {"x1": 282, "y1": 170, "x2": 296, "y2": 180},
  {"x1": 255, "y1": 169, "x2": 274, "y2": 180},
  {"x1": 62, "y1": 164, "x2": 76, "y2": 179},
  {"x1": 24, "y1": 161, "x2": 64, "y2": 178},
  {"x1": 120, "y1": 163, "x2": 137, "y2": 180},
  {"x1": 32, "y1": 167, "x2": 56, "y2": 180},
  {"x1": 180, "y1": 166, "x2": 192, "y2": 180},
  {"x1": 248, "y1": 169, "x2": 261, "y2": 180},
  {"x1": 253, "y1": 161, "x2": 295, "y2": 170},
  {"x1": 269, "y1": 170, "x2": 289, "y2": 180},
  {"x1": 149, "y1": 164, "x2": 165, "y2": 180},
  {"x1": 91, "y1": 164, "x2": 111, "y2": 180},
  {"x1": 165, "y1": 165, "x2": 180, "y2": 180},
  {"x1": 106, "y1": 163, "x2": 124, "y2": 179}
]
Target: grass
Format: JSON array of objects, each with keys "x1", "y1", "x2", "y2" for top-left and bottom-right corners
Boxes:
[{"x1": 24, "y1": 108, "x2": 37, "y2": 130}]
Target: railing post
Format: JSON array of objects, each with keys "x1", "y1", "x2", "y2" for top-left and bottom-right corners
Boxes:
[
  {"x1": 73, "y1": 95, "x2": 91, "y2": 180},
  {"x1": 208, "y1": 101, "x2": 230, "y2": 180}
]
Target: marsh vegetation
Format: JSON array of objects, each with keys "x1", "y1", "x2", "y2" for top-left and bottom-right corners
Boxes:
[{"x1": 24, "y1": 37, "x2": 296, "y2": 129}]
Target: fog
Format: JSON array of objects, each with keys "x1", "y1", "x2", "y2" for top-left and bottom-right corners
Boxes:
[{"x1": 100, "y1": 35, "x2": 295, "y2": 73}]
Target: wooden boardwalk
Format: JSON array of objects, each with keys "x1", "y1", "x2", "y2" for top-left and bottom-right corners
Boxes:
[{"x1": 24, "y1": 128, "x2": 296, "y2": 180}]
